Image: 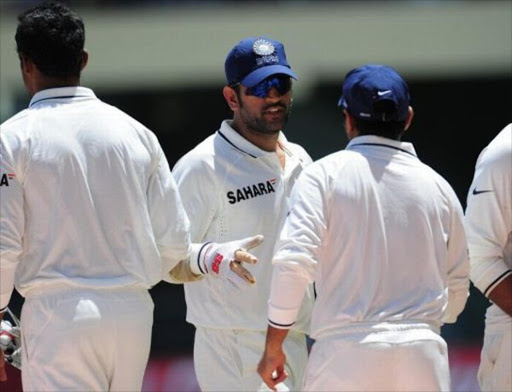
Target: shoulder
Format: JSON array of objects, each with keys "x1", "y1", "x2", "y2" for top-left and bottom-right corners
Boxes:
[
  {"x1": 478, "y1": 124, "x2": 512, "y2": 171},
  {"x1": 173, "y1": 134, "x2": 217, "y2": 174},
  {"x1": 101, "y1": 102, "x2": 150, "y2": 131},
  {"x1": 0, "y1": 110, "x2": 31, "y2": 153},
  {"x1": 285, "y1": 140, "x2": 313, "y2": 164},
  {"x1": 1, "y1": 109, "x2": 30, "y2": 134},
  {"x1": 300, "y1": 150, "x2": 354, "y2": 180}
]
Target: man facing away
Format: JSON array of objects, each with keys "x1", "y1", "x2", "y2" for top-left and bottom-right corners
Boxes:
[
  {"x1": 167, "y1": 37, "x2": 314, "y2": 391},
  {"x1": 465, "y1": 123, "x2": 511, "y2": 392},
  {"x1": 0, "y1": 2, "x2": 259, "y2": 390},
  {"x1": 258, "y1": 64, "x2": 470, "y2": 392}
]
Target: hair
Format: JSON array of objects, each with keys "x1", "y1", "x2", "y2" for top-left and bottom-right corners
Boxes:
[
  {"x1": 15, "y1": 1, "x2": 85, "y2": 78},
  {"x1": 350, "y1": 100, "x2": 407, "y2": 140}
]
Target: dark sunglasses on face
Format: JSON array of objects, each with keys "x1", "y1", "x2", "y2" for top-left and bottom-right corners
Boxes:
[{"x1": 232, "y1": 76, "x2": 292, "y2": 98}]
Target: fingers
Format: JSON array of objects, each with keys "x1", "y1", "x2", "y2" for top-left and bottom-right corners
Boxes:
[
  {"x1": 230, "y1": 261, "x2": 256, "y2": 284},
  {"x1": 272, "y1": 367, "x2": 288, "y2": 385},
  {"x1": 234, "y1": 234, "x2": 264, "y2": 265},
  {"x1": 233, "y1": 249, "x2": 258, "y2": 265},
  {"x1": 241, "y1": 234, "x2": 264, "y2": 251},
  {"x1": 257, "y1": 360, "x2": 287, "y2": 391}
]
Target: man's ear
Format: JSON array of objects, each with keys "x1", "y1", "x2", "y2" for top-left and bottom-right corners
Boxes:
[
  {"x1": 223, "y1": 86, "x2": 240, "y2": 112},
  {"x1": 404, "y1": 106, "x2": 414, "y2": 131},
  {"x1": 80, "y1": 50, "x2": 89, "y2": 71},
  {"x1": 344, "y1": 109, "x2": 358, "y2": 140},
  {"x1": 19, "y1": 54, "x2": 34, "y2": 75}
]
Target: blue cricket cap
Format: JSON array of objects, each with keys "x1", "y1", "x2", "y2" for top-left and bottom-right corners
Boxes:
[
  {"x1": 338, "y1": 64, "x2": 410, "y2": 122},
  {"x1": 225, "y1": 36, "x2": 297, "y2": 88}
]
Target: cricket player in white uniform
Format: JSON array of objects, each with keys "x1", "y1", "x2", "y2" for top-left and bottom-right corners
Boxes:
[
  {"x1": 258, "y1": 64, "x2": 470, "y2": 392},
  {"x1": 465, "y1": 123, "x2": 512, "y2": 392},
  {"x1": 0, "y1": 2, "x2": 259, "y2": 390},
  {"x1": 168, "y1": 37, "x2": 314, "y2": 391}
]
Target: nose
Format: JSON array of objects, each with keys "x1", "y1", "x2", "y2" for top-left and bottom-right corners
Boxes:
[{"x1": 266, "y1": 87, "x2": 282, "y2": 99}]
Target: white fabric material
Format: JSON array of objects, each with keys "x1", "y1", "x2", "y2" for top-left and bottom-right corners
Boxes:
[
  {"x1": 172, "y1": 120, "x2": 314, "y2": 332},
  {"x1": 465, "y1": 123, "x2": 512, "y2": 326},
  {"x1": 21, "y1": 286, "x2": 153, "y2": 392},
  {"x1": 269, "y1": 135, "x2": 470, "y2": 339},
  {"x1": 477, "y1": 322, "x2": 512, "y2": 392},
  {"x1": 465, "y1": 124, "x2": 512, "y2": 392},
  {"x1": 194, "y1": 327, "x2": 307, "y2": 392},
  {"x1": 0, "y1": 87, "x2": 191, "y2": 308},
  {"x1": 303, "y1": 332, "x2": 450, "y2": 391}
]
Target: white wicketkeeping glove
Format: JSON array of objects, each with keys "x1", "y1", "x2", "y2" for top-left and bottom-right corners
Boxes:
[
  {"x1": 0, "y1": 308, "x2": 22, "y2": 370},
  {"x1": 189, "y1": 235, "x2": 264, "y2": 287}
]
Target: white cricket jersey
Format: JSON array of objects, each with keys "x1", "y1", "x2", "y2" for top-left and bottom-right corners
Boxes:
[
  {"x1": 465, "y1": 124, "x2": 512, "y2": 327},
  {"x1": 0, "y1": 87, "x2": 191, "y2": 309},
  {"x1": 268, "y1": 135, "x2": 470, "y2": 340},
  {"x1": 172, "y1": 120, "x2": 313, "y2": 332}
]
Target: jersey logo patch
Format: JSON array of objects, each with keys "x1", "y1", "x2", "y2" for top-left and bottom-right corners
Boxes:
[
  {"x1": 0, "y1": 173, "x2": 15, "y2": 187},
  {"x1": 227, "y1": 179, "x2": 277, "y2": 204},
  {"x1": 472, "y1": 188, "x2": 493, "y2": 195}
]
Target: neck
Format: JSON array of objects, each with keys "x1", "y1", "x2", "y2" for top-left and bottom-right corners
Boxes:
[
  {"x1": 230, "y1": 119, "x2": 280, "y2": 153},
  {"x1": 31, "y1": 76, "x2": 80, "y2": 96}
]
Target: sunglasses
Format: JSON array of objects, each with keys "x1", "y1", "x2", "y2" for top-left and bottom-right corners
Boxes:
[{"x1": 232, "y1": 76, "x2": 292, "y2": 98}]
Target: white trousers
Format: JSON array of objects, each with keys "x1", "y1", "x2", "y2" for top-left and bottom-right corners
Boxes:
[
  {"x1": 194, "y1": 327, "x2": 308, "y2": 392},
  {"x1": 20, "y1": 286, "x2": 153, "y2": 392},
  {"x1": 478, "y1": 321, "x2": 512, "y2": 392},
  {"x1": 303, "y1": 332, "x2": 450, "y2": 392}
]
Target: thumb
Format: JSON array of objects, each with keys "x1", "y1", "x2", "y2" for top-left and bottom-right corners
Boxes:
[{"x1": 241, "y1": 234, "x2": 264, "y2": 251}]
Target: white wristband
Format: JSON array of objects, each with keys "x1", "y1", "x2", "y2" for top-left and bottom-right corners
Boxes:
[{"x1": 189, "y1": 242, "x2": 212, "y2": 275}]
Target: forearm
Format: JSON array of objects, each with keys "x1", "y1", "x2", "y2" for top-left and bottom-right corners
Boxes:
[
  {"x1": 264, "y1": 325, "x2": 290, "y2": 353},
  {"x1": 487, "y1": 274, "x2": 512, "y2": 316},
  {"x1": 164, "y1": 243, "x2": 206, "y2": 283}
]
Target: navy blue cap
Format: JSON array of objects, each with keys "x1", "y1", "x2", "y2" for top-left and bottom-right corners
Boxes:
[
  {"x1": 225, "y1": 36, "x2": 297, "y2": 87},
  {"x1": 338, "y1": 64, "x2": 410, "y2": 122}
]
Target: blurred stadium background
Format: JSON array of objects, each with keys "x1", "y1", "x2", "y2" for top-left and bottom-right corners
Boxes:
[{"x1": 1, "y1": 0, "x2": 511, "y2": 391}]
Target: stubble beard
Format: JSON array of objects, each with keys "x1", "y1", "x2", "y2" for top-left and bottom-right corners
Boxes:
[{"x1": 239, "y1": 104, "x2": 291, "y2": 135}]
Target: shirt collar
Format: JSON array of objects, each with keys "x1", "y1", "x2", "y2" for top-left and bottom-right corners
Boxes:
[
  {"x1": 29, "y1": 86, "x2": 97, "y2": 108},
  {"x1": 346, "y1": 135, "x2": 417, "y2": 157},
  {"x1": 217, "y1": 120, "x2": 291, "y2": 159}
]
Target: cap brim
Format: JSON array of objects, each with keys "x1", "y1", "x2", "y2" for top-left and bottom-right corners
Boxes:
[{"x1": 241, "y1": 65, "x2": 298, "y2": 87}]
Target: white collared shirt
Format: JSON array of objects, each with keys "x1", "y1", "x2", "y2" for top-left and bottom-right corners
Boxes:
[
  {"x1": 268, "y1": 135, "x2": 470, "y2": 339},
  {"x1": 465, "y1": 124, "x2": 512, "y2": 327},
  {"x1": 172, "y1": 120, "x2": 313, "y2": 331},
  {"x1": 0, "y1": 87, "x2": 191, "y2": 308}
]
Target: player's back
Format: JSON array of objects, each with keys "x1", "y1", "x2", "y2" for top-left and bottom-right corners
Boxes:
[
  {"x1": 297, "y1": 135, "x2": 466, "y2": 339},
  {"x1": 0, "y1": 87, "x2": 169, "y2": 295}
]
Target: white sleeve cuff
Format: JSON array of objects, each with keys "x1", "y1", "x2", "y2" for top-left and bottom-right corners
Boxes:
[
  {"x1": 267, "y1": 264, "x2": 309, "y2": 329},
  {"x1": 470, "y1": 255, "x2": 511, "y2": 297},
  {"x1": 189, "y1": 242, "x2": 211, "y2": 275},
  {"x1": 484, "y1": 270, "x2": 512, "y2": 297}
]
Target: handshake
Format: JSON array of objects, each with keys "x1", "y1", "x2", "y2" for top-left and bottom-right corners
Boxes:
[{"x1": 188, "y1": 235, "x2": 264, "y2": 287}]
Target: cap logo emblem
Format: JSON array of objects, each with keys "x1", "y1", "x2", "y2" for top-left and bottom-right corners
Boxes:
[
  {"x1": 253, "y1": 39, "x2": 275, "y2": 56},
  {"x1": 377, "y1": 90, "x2": 392, "y2": 96}
]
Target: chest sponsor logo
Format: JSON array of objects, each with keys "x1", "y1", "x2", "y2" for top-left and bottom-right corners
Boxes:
[
  {"x1": 227, "y1": 178, "x2": 277, "y2": 205},
  {"x1": 0, "y1": 173, "x2": 15, "y2": 187}
]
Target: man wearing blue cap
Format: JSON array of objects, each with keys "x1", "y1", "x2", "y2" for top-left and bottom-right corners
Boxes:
[
  {"x1": 258, "y1": 64, "x2": 470, "y2": 391},
  {"x1": 168, "y1": 37, "x2": 313, "y2": 391}
]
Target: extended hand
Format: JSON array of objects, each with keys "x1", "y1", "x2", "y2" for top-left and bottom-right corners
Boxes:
[{"x1": 194, "y1": 235, "x2": 264, "y2": 287}]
